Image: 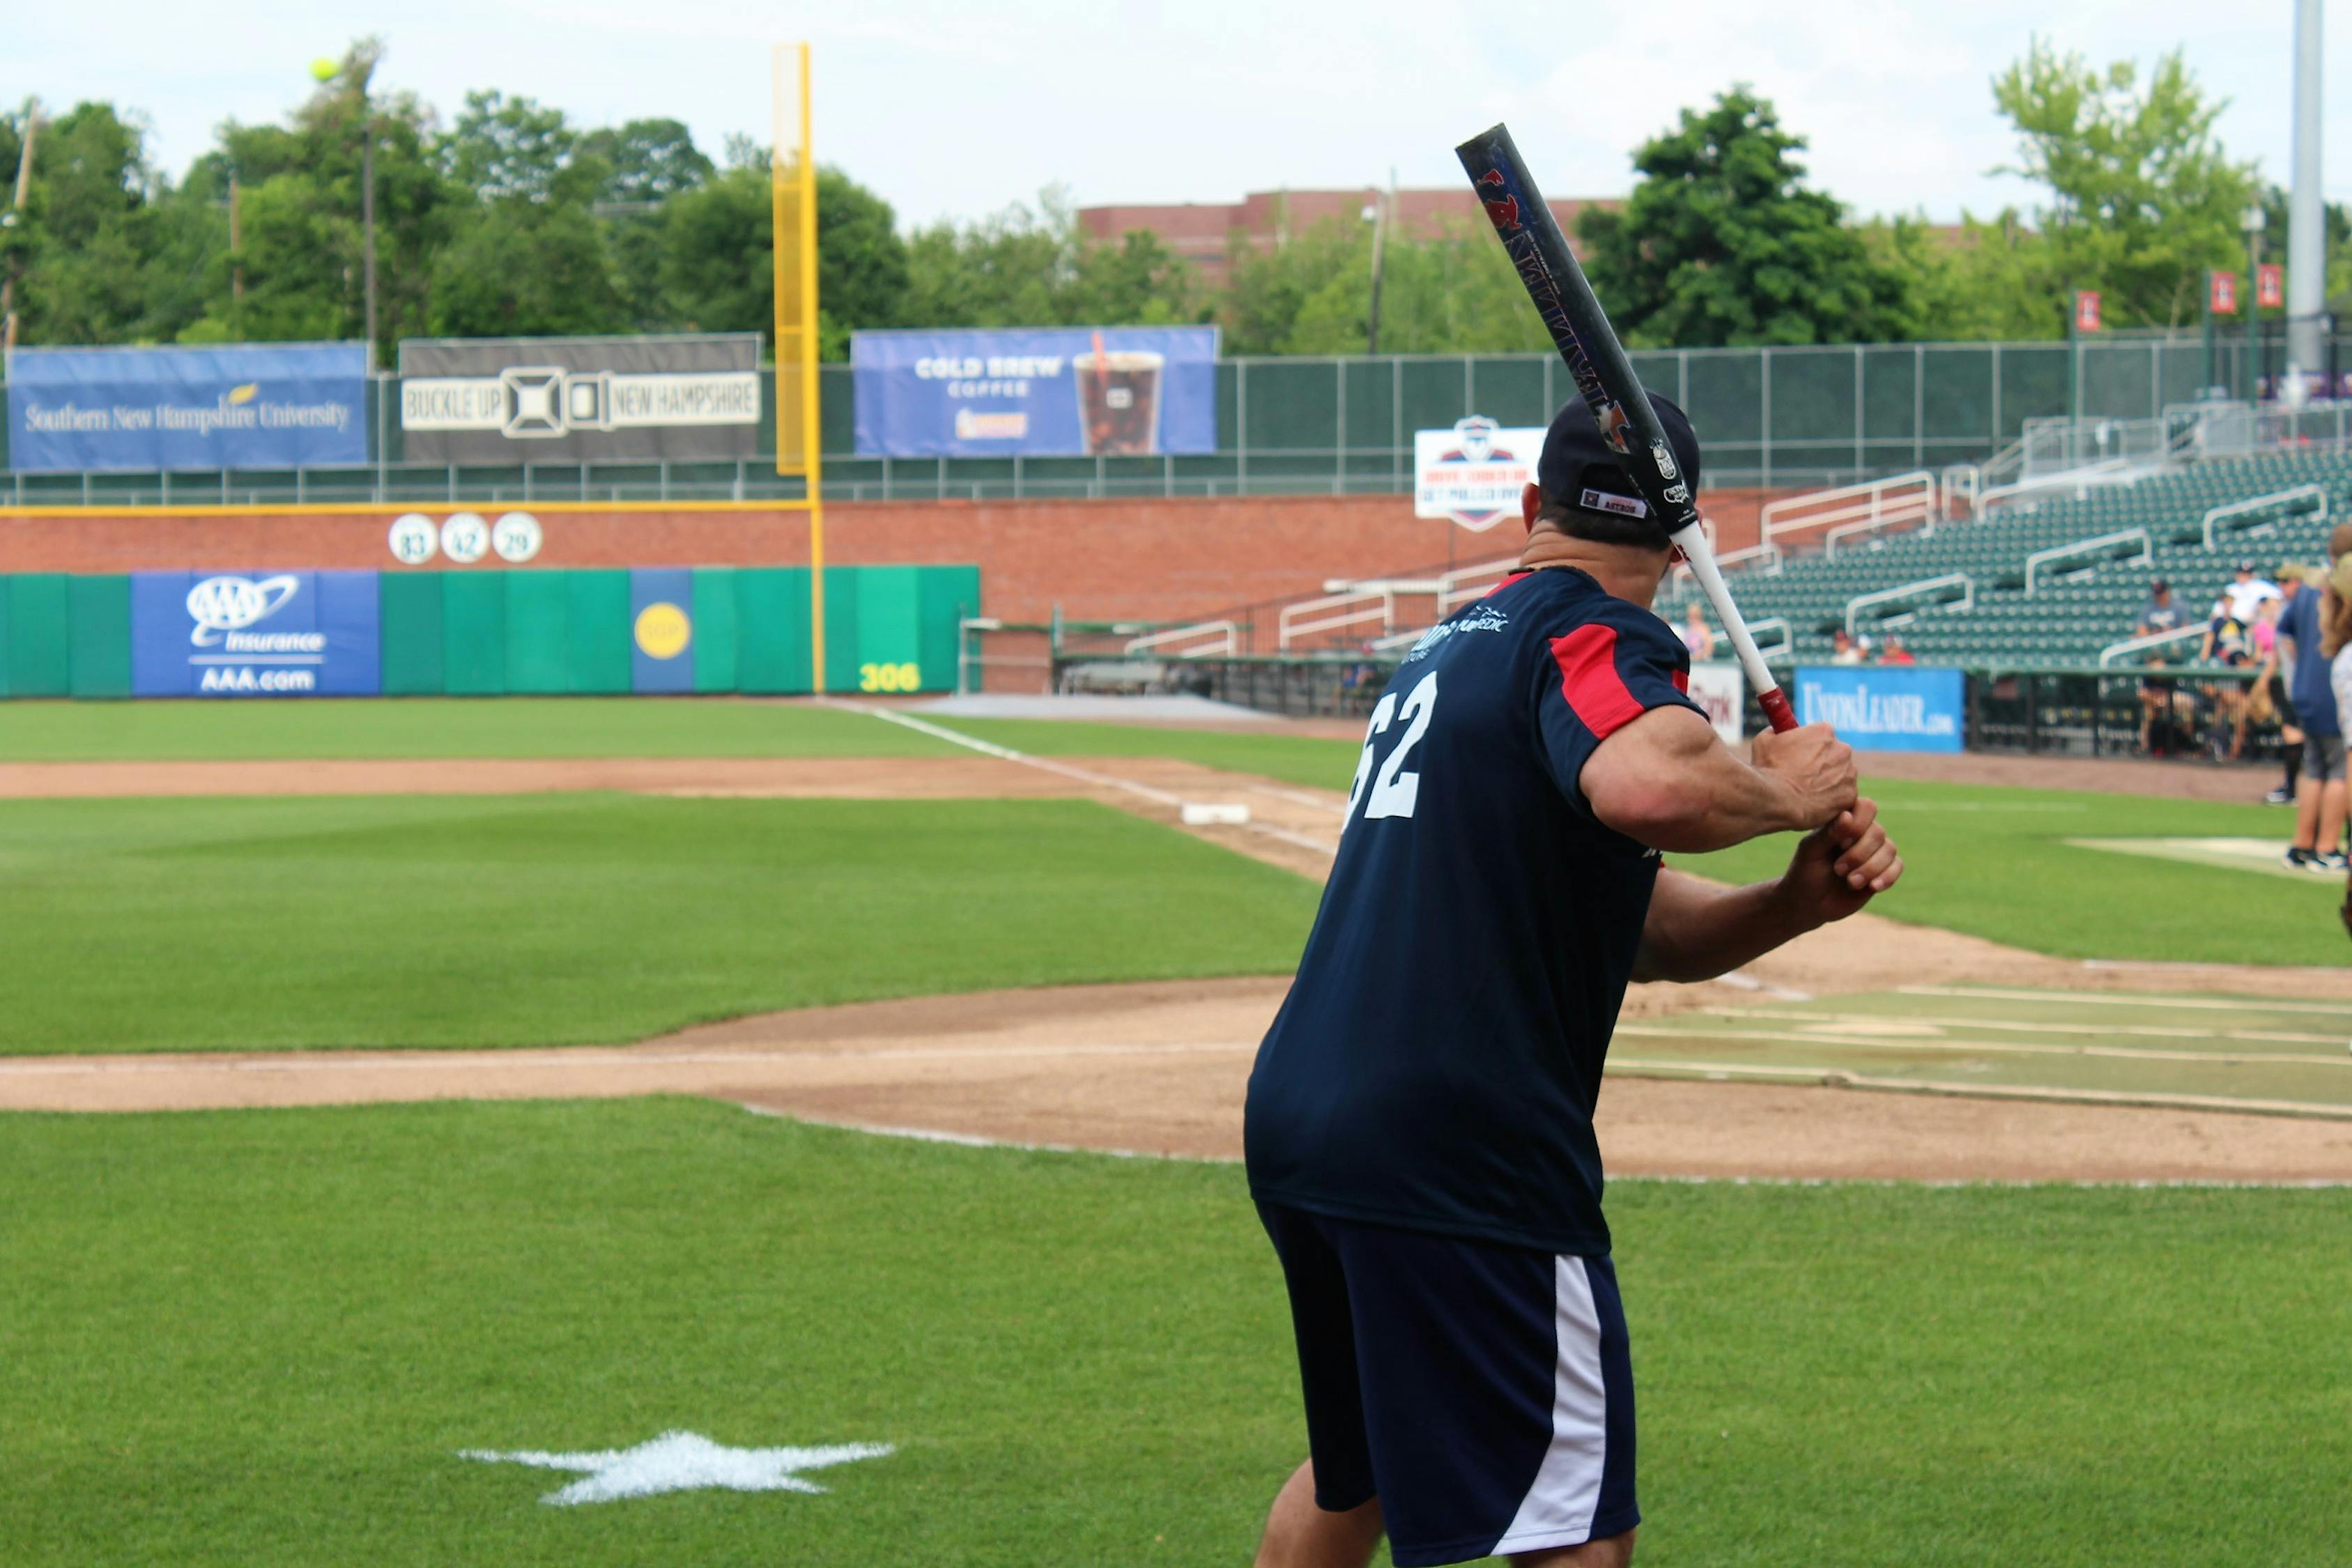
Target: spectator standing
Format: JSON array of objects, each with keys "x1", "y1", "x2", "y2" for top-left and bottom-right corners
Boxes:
[
  {"x1": 1831, "y1": 629, "x2": 1863, "y2": 665},
  {"x1": 1878, "y1": 635, "x2": 1916, "y2": 666},
  {"x1": 2278, "y1": 540, "x2": 2349, "y2": 871},
  {"x1": 2261, "y1": 568, "x2": 2313, "y2": 803},
  {"x1": 1678, "y1": 602, "x2": 1716, "y2": 661},
  {"x1": 2223, "y1": 560, "x2": 2282, "y2": 623}
]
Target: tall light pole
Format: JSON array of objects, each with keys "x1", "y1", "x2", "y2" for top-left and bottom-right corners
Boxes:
[
  {"x1": 2286, "y1": 0, "x2": 2326, "y2": 386},
  {"x1": 2244, "y1": 204, "x2": 2268, "y2": 399},
  {"x1": 314, "y1": 51, "x2": 380, "y2": 369},
  {"x1": 1, "y1": 100, "x2": 40, "y2": 353}
]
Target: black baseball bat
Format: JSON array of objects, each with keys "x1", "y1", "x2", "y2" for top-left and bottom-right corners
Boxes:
[{"x1": 1454, "y1": 123, "x2": 1797, "y2": 733}]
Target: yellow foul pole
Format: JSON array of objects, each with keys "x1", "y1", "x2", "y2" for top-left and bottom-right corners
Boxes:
[{"x1": 771, "y1": 42, "x2": 825, "y2": 691}]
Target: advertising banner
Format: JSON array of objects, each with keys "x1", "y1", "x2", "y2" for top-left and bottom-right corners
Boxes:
[
  {"x1": 1794, "y1": 665, "x2": 1962, "y2": 753},
  {"x1": 397, "y1": 335, "x2": 761, "y2": 463},
  {"x1": 6, "y1": 343, "x2": 367, "y2": 472},
  {"x1": 130, "y1": 571, "x2": 381, "y2": 698},
  {"x1": 629, "y1": 568, "x2": 696, "y2": 694},
  {"x1": 850, "y1": 326, "x2": 1218, "y2": 457},
  {"x1": 1414, "y1": 416, "x2": 1544, "y2": 530},
  {"x1": 1684, "y1": 660, "x2": 1746, "y2": 745}
]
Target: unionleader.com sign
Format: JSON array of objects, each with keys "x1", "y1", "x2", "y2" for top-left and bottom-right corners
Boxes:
[{"x1": 1794, "y1": 666, "x2": 1963, "y2": 753}]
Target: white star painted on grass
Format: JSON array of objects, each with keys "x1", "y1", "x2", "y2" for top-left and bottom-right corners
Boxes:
[{"x1": 459, "y1": 1429, "x2": 893, "y2": 1506}]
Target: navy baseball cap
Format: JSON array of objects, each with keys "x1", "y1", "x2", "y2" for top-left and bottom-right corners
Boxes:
[{"x1": 1536, "y1": 392, "x2": 1702, "y2": 543}]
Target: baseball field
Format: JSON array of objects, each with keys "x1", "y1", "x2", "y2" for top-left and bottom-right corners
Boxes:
[{"x1": 6, "y1": 695, "x2": 2350, "y2": 1567}]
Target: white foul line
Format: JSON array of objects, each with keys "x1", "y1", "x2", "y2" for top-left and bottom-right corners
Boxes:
[{"x1": 824, "y1": 699, "x2": 1340, "y2": 856}]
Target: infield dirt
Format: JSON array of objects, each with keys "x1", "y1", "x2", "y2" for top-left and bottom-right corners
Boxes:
[{"x1": 8, "y1": 751, "x2": 2349, "y2": 1183}]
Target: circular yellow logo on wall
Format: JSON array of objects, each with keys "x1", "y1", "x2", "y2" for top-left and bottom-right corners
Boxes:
[{"x1": 634, "y1": 602, "x2": 692, "y2": 660}]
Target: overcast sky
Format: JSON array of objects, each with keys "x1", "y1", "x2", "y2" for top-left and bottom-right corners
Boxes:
[{"x1": 10, "y1": 1, "x2": 2349, "y2": 228}]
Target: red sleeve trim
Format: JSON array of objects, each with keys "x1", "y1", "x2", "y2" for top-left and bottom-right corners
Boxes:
[
  {"x1": 1550, "y1": 624, "x2": 1646, "y2": 738},
  {"x1": 1671, "y1": 666, "x2": 1689, "y2": 694}
]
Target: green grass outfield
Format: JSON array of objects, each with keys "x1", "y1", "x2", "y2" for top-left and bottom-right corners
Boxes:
[
  {"x1": 0, "y1": 795, "x2": 1319, "y2": 1054},
  {"x1": 0, "y1": 697, "x2": 1363, "y2": 790},
  {"x1": 1680, "y1": 778, "x2": 2352, "y2": 968},
  {"x1": 2, "y1": 1099, "x2": 2346, "y2": 1567}
]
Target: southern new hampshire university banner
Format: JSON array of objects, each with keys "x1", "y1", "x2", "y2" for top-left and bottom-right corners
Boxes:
[
  {"x1": 398, "y1": 335, "x2": 761, "y2": 463},
  {"x1": 850, "y1": 326, "x2": 1218, "y2": 457},
  {"x1": 6, "y1": 344, "x2": 367, "y2": 472}
]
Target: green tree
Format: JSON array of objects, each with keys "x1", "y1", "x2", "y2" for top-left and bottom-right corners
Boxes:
[
  {"x1": 664, "y1": 158, "x2": 916, "y2": 355},
  {"x1": 6, "y1": 101, "x2": 163, "y2": 344},
  {"x1": 1577, "y1": 87, "x2": 1917, "y2": 347},
  {"x1": 900, "y1": 188, "x2": 1198, "y2": 335},
  {"x1": 1988, "y1": 40, "x2": 2261, "y2": 332}
]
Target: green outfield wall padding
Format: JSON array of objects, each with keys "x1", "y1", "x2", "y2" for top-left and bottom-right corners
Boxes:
[
  {"x1": 6, "y1": 575, "x2": 72, "y2": 698},
  {"x1": 503, "y1": 571, "x2": 573, "y2": 695},
  {"x1": 567, "y1": 571, "x2": 632, "y2": 695},
  {"x1": 821, "y1": 569, "x2": 861, "y2": 694},
  {"x1": 68, "y1": 576, "x2": 131, "y2": 698},
  {"x1": 691, "y1": 567, "x2": 739, "y2": 693},
  {"x1": 441, "y1": 574, "x2": 508, "y2": 696},
  {"x1": 735, "y1": 567, "x2": 815, "y2": 694},
  {"x1": 918, "y1": 565, "x2": 980, "y2": 691},
  {"x1": 379, "y1": 573, "x2": 446, "y2": 695},
  {"x1": 852, "y1": 567, "x2": 925, "y2": 690}
]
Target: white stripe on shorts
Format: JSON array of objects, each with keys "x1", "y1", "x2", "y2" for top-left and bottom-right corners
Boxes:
[{"x1": 1491, "y1": 1255, "x2": 1609, "y2": 1555}]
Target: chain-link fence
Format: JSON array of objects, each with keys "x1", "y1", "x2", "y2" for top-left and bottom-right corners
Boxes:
[{"x1": 6, "y1": 328, "x2": 2345, "y2": 507}]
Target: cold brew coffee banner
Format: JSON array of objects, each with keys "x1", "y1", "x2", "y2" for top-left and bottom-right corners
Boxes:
[
  {"x1": 397, "y1": 335, "x2": 761, "y2": 463},
  {"x1": 850, "y1": 326, "x2": 1218, "y2": 457}
]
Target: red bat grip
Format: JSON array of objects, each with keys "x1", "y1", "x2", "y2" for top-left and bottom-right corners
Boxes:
[{"x1": 1758, "y1": 686, "x2": 1798, "y2": 734}]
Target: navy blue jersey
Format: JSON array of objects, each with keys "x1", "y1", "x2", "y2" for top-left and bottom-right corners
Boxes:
[
  {"x1": 2281, "y1": 587, "x2": 2339, "y2": 735},
  {"x1": 1245, "y1": 567, "x2": 1705, "y2": 1255}
]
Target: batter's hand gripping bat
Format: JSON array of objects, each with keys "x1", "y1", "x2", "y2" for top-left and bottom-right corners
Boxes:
[{"x1": 1455, "y1": 123, "x2": 1797, "y2": 734}]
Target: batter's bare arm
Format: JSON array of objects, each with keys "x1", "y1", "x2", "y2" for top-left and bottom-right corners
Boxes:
[
  {"x1": 1582, "y1": 707, "x2": 1856, "y2": 854},
  {"x1": 1632, "y1": 800, "x2": 1905, "y2": 984}
]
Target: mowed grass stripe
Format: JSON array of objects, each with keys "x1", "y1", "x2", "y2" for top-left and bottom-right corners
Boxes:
[
  {"x1": 2, "y1": 1100, "x2": 2347, "y2": 1567},
  {"x1": 0, "y1": 698, "x2": 1368, "y2": 790},
  {"x1": 1682, "y1": 777, "x2": 2352, "y2": 967},
  {"x1": 0, "y1": 794, "x2": 1319, "y2": 1054}
]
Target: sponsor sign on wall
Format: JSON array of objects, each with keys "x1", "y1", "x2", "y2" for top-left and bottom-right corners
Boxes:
[
  {"x1": 5, "y1": 343, "x2": 367, "y2": 472},
  {"x1": 1414, "y1": 416, "x2": 1544, "y2": 530},
  {"x1": 850, "y1": 326, "x2": 1218, "y2": 457},
  {"x1": 397, "y1": 335, "x2": 760, "y2": 462},
  {"x1": 1684, "y1": 659, "x2": 1746, "y2": 744},
  {"x1": 130, "y1": 571, "x2": 381, "y2": 697},
  {"x1": 1794, "y1": 665, "x2": 1962, "y2": 753}
]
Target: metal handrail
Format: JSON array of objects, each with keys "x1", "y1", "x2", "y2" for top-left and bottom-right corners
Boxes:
[
  {"x1": 2098, "y1": 624, "x2": 2213, "y2": 667},
  {"x1": 1976, "y1": 457, "x2": 2135, "y2": 512},
  {"x1": 1123, "y1": 620, "x2": 1238, "y2": 659},
  {"x1": 1762, "y1": 470, "x2": 1937, "y2": 547},
  {"x1": 2201, "y1": 484, "x2": 2328, "y2": 550},
  {"x1": 1845, "y1": 572, "x2": 1973, "y2": 636},
  {"x1": 1747, "y1": 617, "x2": 1792, "y2": 658},
  {"x1": 1434, "y1": 558, "x2": 1521, "y2": 615},
  {"x1": 2023, "y1": 528, "x2": 2153, "y2": 597},
  {"x1": 1278, "y1": 590, "x2": 1397, "y2": 651}
]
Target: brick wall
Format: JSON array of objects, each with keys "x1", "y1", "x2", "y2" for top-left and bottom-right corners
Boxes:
[{"x1": 0, "y1": 489, "x2": 1780, "y2": 626}]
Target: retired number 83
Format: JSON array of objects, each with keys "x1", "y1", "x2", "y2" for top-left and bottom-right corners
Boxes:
[{"x1": 857, "y1": 662, "x2": 922, "y2": 693}]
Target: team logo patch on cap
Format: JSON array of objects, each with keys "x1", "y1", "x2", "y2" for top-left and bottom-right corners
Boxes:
[{"x1": 1581, "y1": 488, "x2": 1650, "y2": 519}]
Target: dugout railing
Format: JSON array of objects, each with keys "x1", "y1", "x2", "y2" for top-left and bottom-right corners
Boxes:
[{"x1": 1047, "y1": 651, "x2": 2277, "y2": 762}]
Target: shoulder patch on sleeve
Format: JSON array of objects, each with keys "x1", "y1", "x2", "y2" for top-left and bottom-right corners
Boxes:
[{"x1": 1550, "y1": 625, "x2": 1645, "y2": 738}]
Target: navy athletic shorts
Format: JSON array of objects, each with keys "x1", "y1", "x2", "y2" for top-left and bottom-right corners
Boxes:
[{"x1": 1257, "y1": 1203, "x2": 1638, "y2": 1566}]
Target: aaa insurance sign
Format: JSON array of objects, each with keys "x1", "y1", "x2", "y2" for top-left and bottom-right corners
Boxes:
[
  {"x1": 1415, "y1": 417, "x2": 1544, "y2": 530},
  {"x1": 130, "y1": 571, "x2": 381, "y2": 697}
]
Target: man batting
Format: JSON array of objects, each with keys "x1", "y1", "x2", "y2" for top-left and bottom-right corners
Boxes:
[{"x1": 1244, "y1": 393, "x2": 1902, "y2": 1568}]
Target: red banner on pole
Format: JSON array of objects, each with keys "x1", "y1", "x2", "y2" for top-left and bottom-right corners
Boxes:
[
  {"x1": 2210, "y1": 270, "x2": 2238, "y2": 316},
  {"x1": 2257, "y1": 263, "x2": 2285, "y2": 309},
  {"x1": 2074, "y1": 291, "x2": 2103, "y2": 332}
]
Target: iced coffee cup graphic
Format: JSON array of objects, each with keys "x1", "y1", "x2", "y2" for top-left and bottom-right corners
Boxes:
[{"x1": 1074, "y1": 346, "x2": 1164, "y2": 455}]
